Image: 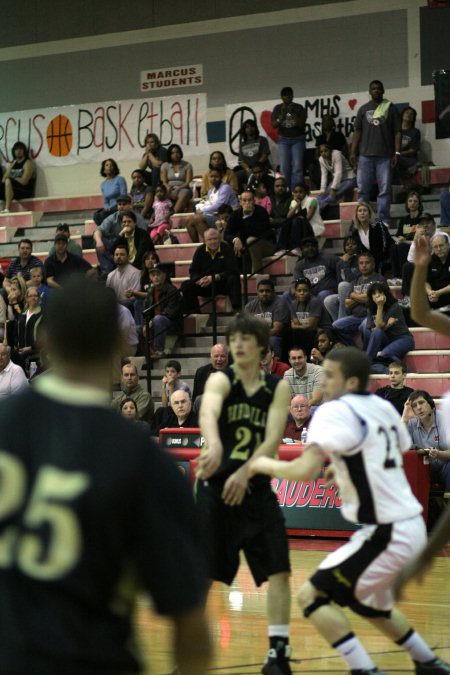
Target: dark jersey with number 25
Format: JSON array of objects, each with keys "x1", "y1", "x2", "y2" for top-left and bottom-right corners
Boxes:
[
  {"x1": 212, "y1": 366, "x2": 279, "y2": 485},
  {"x1": 0, "y1": 376, "x2": 205, "y2": 675}
]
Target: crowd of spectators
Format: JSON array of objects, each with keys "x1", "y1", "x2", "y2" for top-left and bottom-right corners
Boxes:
[{"x1": 1, "y1": 76, "x2": 449, "y2": 506}]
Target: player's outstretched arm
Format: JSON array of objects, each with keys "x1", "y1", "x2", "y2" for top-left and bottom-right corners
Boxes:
[
  {"x1": 197, "y1": 371, "x2": 231, "y2": 480},
  {"x1": 411, "y1": 235, "x2": 450, "y2": 335},
  {"x1": 394, "y1": 505, "x2": 450, "y2": 599},
  {"x1": 172, "y1": 606, "x2": 212, "y2": 675},
  {"x1": 251, "y1": 379, "x2": 292, "y2": 460},
  {"x1": 249, "y1": 443, "x2": 326, "y2": 482}
]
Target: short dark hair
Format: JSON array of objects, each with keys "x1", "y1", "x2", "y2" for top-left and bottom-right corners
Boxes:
[
  {"x1": 217, "y1": 204, "x2": 233, "y2": 216},
  {"x1": 295, "y1": 276, "x2": 312, "y2": 289},
  {"x1": 325, "y1": 347, "x2": 371, "y2": 392},
  {"x1": 281, "y1": 86, "x2": 293, "y2": 96},
  {"x1": 299, "y1": 237, "x2": 318, "y2": 249},
  {"x1": 155, "y1": 183, "x2": 167, "y2": 195},
  {"x1": 401, "y1": 106, "x2": 417, "y2": 126},
  {"x1": 358, "y1": 252, "x2": 375, "y2": 263},
  {"x1": 18, "y1": 238, "x2": 33, "y2": 249},
  {"x1": 165, "y1": 359, "x2": 181, "y2": 373},
  {"x1": 388, "y1": 360, "x2": 407, "y2": 374},
  {"x1": 257, "y1": 278, "x2": 275, "y2": 290},
  {"x1": 100, "y1": 158, "x2": 120, "y2": 177},
  {"x1": 120, "y1": 209, "x2": 137, "y2": 223},
  {"x1": 226, "y1": 312, "x2": 270, "y2": 350},
  {"x1": 293, "y1": 181, "x2": 310, "y2": 195},
  {"x1": 56, "y1": 223, "x2": 70, "y2": 233},
  {"x1": 119, "y1": 397, "x2": 137, "y2": 412},
  {"x1": 114, "y1": 243, "x2": 129, "y2": 255},
  {"x1": 131, "y1": 168, "x2": 147, "y2": 180},
  {"x1": 45, "y1": 277, "x2": 120, "y2": 362},
  {"x1": 289, "y1": 346, "x2": 307, "y2": 357},
  {"x1": 369, "y1": 79, "x2": 384, "y2": 91},
  {"x1": 408, "y1": 389, "x2": 435, "y2": 411}
]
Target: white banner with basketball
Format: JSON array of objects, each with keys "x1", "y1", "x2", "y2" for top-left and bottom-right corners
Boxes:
[
  {"x1": 0, "y1": 93, "x2": 208, "y2": 167},
  {"x1": 225, "y1": 91, "x2": 366, "y2": 168}
]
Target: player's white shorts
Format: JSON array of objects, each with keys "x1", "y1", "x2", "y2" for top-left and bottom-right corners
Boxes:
[{"x1": 310, "y1": 515, "x2": 426, "y2": 615}]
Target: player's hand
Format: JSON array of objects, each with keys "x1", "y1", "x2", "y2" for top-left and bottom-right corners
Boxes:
[
  {"x1": 222, "y1": 466, "x2": 249, "y2": 506},
  {"x1": 196, "y1": 443, "x2": 223, "y2": 480},
  {"x1": 401, "y1": 399, "x2": 415, "y2": 422},
  {"x1": 414, "y1": 235, "x2": 432, "y2": 269},
  {"x1": 429, "y1": 448, "x2": 440, "y2": 460},
  {"x1": 248, "y1": 456, "x2": 275, "y2": 478},
  {"x1": 385, "y1": 317, "x2": 398, "y2": 328},
  {"x1": 233, "y1": 237, "x2": 243, "y2": 257},
  {"x1": 393, "y1": 555, "x2": 433, "y2": 600},
  {"x1": 323, "y1": 465, "x2": 336, "y2": 487}
]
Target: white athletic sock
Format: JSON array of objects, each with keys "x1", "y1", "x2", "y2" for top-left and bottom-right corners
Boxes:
[
  {"x1": 268, "y1": 624, "x2": 290, "y2": 638},
  {"x1": 333, "y1": 633, "x2": 375, "y2": 671},
  {"x1": 397, "y1": 630, "x2": 435, "y2": 663}
]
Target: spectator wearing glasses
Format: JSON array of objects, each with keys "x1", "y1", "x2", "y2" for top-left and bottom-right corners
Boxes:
[{"x1": 283, "y1": 394, "x2": 312, "y2": 442}]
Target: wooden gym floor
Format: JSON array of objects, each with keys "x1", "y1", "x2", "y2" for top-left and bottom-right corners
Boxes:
[{"x1": 135, "y1": 538, "x2": 450, "y2": 675}]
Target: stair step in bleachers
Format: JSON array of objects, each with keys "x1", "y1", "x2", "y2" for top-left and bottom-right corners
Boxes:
[
  {"x1": 416, "y1": 166, "x2": 450, "y2": 186},
  {"x1": 339, "y1": 202, "x2": 358, "y2": 222},
  {"x1": 405, "y1": 350, "x2": 450, "y2": 373},
  {"x1": 156, "y1": 243, "x2": 200, "y2": 262},
  {"x1": 410, "y1": 327, "x2": 450, "y2": 349},
  {"x1": 0, "y1": 212, "x2": 43, "y2": 242},
  {"x1": 13, "y1": 195, "x2": 103, "y2": 213},
  {"x1": 369, "y1": 374, "x2": 450, "y2": 397}
]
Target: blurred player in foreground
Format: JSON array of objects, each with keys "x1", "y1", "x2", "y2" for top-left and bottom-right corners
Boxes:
[
  {"x1": 394, "y1": 235, "x2": 450, "y2": 597},
  {"x1": 197, "y1": 313, "x2": 293, "y2": 675},
  {"x1": 0, "y1": 277, "x2": 211, "y2": 675},
  {"x1": 250, "y1": 347, "x2": 450, "y2": 675}
]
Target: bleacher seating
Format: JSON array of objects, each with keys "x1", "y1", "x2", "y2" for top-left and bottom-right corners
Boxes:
[{"x1": 1, "y1": 178, "x2": 450, "y2": 414}]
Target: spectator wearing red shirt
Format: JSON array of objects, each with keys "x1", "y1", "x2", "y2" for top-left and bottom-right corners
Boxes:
[
  {"x1": 260, "y1": 346, "x2": 289, "y2": 379},
  {"x1": 283, "y1": 394, "x2": 312, "y2": 441}
]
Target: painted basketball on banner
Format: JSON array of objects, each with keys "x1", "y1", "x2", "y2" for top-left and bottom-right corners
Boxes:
[{"x1": 47, "y1": 114, "x2": 73, "y2": 156}]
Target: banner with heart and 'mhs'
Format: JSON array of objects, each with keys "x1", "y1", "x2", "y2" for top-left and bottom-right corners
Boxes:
[{"x1": 225, "y1": 91, "x2": 364, "y2": 169}]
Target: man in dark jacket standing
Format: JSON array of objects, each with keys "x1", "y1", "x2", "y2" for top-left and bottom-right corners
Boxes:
[
  {"x1": 225, "y1": 191, "x2": 275, "y2": 273},
  {"x1": 181, "y1": 229, "x2": 241, "y2": 313},
  {"x1": 144, "y1": 265, "x2": 181, "y2": 358}
]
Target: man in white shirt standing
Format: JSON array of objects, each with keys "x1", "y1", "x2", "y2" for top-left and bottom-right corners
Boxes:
[
  {"x1": 252, "y1": 347, "x2": 450, "y2": 675},
  {"x1": 0, "y1": 344, "x2": 28, "y2": 400}
]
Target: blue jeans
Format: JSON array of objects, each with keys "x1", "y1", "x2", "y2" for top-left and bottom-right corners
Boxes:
[
  {"x1": 363, "y1": 326, "x2": 414, "y2": 363},
  {"x1": 152, "y1": 314, "x2": 172, "y2": 352},
  {"x1": 332, "y1": 315, "x2": 365, "y2": 346},
  {"x1": 270, "y1": 335, "x2": 283, "y2": 359},
  {"x1": 278, "y1": 136, "x2": 306, "y2": 190},
  {"x1": 324, "y1": 281, "x2": 352, "y2": 322},
  {"x1": 357, "y1": 155, "x2": 392, "y2": 224},
  {"x1": 317, "y1": 178, "x2": 357, "y2": 210},
  {"x1": 431, "y1": 459, "x2": 450, "y2": 491}
]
